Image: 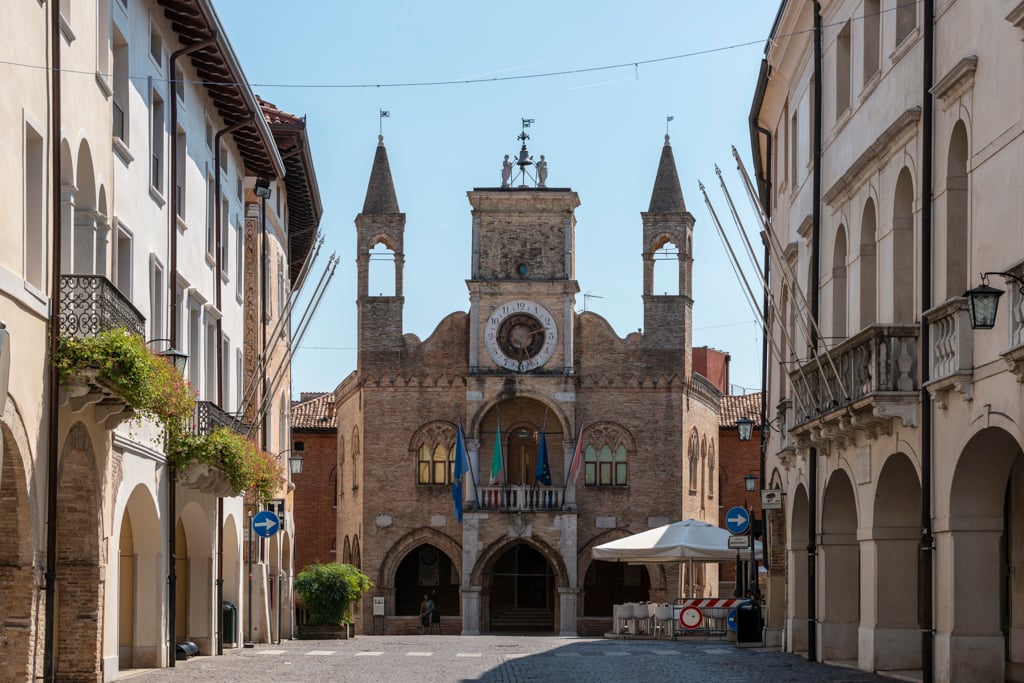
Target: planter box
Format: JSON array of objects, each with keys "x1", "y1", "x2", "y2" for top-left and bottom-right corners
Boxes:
[
  {"x1": 178, "y1": 462, "x2": 238, "y2": 497},
  {"x1": 298, "y1": 624, "x2": 351, "y2": 640}
]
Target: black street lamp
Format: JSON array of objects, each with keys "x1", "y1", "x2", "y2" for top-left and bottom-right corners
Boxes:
[
  {"x1": 736, "y1": 416, "x2": 756, "y2": 442},
  {"x1": 276, "y1": 448, "x2": 305, "y2": 476},
  {"x1": 744, "y1": 472, "x2": 758, "y2": 493},
  {"x1": 964, "y1": 271, "x2": 1024, "y2": 329},
  {"x1": 147, "y1": 338, "x2": 188, "y2": 374}
]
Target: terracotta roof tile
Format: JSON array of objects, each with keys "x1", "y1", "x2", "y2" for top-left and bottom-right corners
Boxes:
[
  {"x1": 291, "y1": 392, "x2": 336, "y2": 431},
  {"x1": 719, "y1": 392, "x2": 763, "y2": 428}
]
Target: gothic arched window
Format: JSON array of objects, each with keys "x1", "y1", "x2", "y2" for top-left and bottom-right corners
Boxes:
[
  {"x1": 411, "y1": 421, "x2": 457, "y2": 485},
  {"x1": 582, "y1": 422, "x2": 634, "y2": 487},
  {"x1": 687, "y1": 429, "x2": 700, "y2": 494}
]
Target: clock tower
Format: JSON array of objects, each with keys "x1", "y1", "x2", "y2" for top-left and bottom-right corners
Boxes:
[{"x1": 466, "y1": 149, "x2": 580, "y2": 375}]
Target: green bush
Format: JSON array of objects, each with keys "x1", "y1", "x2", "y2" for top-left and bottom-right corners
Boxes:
[
  {"x1": 54, "y1": 328, "x2": 195, "y2": 431},
  {"x1": 294, "y1": 563, "x2": 373, "y2": 626},
  {"x1": 166, "y1": 427, "x2": 283, "y2": 502}
]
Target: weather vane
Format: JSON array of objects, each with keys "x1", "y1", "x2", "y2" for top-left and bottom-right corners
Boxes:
[{"x1": 501, "y1": 118, "x2": 546, "y2": 188}]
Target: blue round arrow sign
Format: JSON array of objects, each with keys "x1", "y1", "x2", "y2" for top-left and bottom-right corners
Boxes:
[
  {"x1": 727, "y1": 609, "x2": 738, "y2": 631},
  {"x1": 725, "y1": 506, "x2": 750, "y2": 535},
  {"x1": 252, "y1": 510, "x2": 280, "y2": 538}
]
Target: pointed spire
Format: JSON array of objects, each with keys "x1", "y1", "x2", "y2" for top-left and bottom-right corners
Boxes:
[
  {"x1": 648, "y1": 134, "x2": 686, "y2": 213},
  {"x1": 361, "y1": 135, "x2": 400, "y2": 214}
]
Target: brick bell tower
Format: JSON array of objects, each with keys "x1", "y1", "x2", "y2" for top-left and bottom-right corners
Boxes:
[
  {"x1": 355, "y1": 135, "x2": 405, "y2": 369},
  {"x1": 465, "y1": 128, "x2": 580, "y2": 377},
  {"x1": 641, "y1": 134, "x2": 695, "y2": 376}
]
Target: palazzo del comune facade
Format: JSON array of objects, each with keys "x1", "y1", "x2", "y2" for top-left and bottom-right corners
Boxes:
[{"x1": 333, "y1": 133, "x2": 725, "y2": 636}]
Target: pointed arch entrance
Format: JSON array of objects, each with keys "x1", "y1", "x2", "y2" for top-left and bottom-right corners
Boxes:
[
  {"x1": 485, "y1": 542, "x2": 556, "y2": 633},
  {"x1": 394, "y1": 544, "x2": 460, "y2": 619}
]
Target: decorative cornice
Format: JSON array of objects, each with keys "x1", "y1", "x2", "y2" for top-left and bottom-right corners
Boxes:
[
  {"x1": 823, "y1": 108, "x2": 922, "y2": 206},
  {"x1": 930, "y1": 56, "x2": 977, "y2": 109},
  {"x1": 1008, "y1": 2, "x2": 1024, "y2": 33}
]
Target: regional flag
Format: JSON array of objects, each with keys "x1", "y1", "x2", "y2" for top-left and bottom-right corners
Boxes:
[
  {"x1": 535, "y1": 429, "x2": 552, "y2": 485},
  {"x1": 490, "y1": 419, "x2": 504, "y2": 485},
  {"x1": 452, "y1": 425, "x2": 466, "y2": 523},
  {"x1": 567, "y1": 428, "x2": 584, "y2": 485}
]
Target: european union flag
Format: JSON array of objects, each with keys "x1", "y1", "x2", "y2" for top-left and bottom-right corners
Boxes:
[
  {"x1": 535, "y1": 429, "x2": 552, "y2": 485},
  {"x1": 452, "y1": 425, "x2": 466, "y2": 523}
]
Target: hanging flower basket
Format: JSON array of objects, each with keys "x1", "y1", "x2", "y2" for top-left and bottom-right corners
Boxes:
[{"x1": 167, "y1": 428, "x2": 284, "y2": 501}]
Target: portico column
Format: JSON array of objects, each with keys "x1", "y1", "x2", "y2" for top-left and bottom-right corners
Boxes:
[
  {"x1": 558, "y1": 587, "x2": 578, "y2": 636},
  {"x1": 461, "y1": 586, "x2": 481, "y2": 636},
  {"x1": 60, "y1": 184, "x2": 76, "y2": 273}
]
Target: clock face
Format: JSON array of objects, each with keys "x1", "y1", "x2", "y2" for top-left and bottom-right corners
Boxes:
[{"x1": 484, "y1": 300, "x2": 558, "y2": 372}]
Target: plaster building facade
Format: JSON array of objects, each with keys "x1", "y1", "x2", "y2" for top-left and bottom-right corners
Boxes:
[
  {"x1": 334, "y1": 133, "x2": 723, "y2": 638},
  {"x1": 750, "y1": 1, "x2": 1024, "y2": 680},
  {"x1": 0, "y1": 2, "x2": 319, "y2": 681}
]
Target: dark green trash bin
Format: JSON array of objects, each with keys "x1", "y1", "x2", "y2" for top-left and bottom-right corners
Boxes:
[
  {"x1": 222, "y1": 601, "x2": 237, "y2": 645},
  {"x1": 736, "y1": 602, "x2": 762, "y2": 644}
]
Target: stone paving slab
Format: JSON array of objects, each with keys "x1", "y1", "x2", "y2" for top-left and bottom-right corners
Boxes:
[{"x1": 123, "y1": 636, "x2": 895, "y2": 683}]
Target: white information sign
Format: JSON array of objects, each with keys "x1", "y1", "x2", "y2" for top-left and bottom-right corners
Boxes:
[
  {"x1": 373, "y1": 597, "x2": 385, "y2": 616},
  {"x1": 728, "y1": 534, "x2": 751, "y2": 550}
]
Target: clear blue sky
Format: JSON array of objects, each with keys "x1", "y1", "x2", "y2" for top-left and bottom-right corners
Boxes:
[{"x1": 214, "y1": 1, "x2": 782, "y2": 398}]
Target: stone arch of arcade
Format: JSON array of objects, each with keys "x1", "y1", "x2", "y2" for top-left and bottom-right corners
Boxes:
[
  {"x1": 578, "y1": 529, "x2": 662, "y2": 618},
  {"x1": 470, "y1": 534, "x2": 568, "y2": 634},
  {"x1": 378, "y1": 527, "x2": 462, "y2": 617},
  {"x1": 0, "y1": 401, "x2": 39, "y2": 682},
  {"x1": 56, "y1": 421, "x2": 104, "y2": 681},
  {"x1": 117, "y1": 483, "x2": 162, "y2": 670},
  {"x1": 819, "y1": 467, "x2": 859, "y2": 664},
  {"x1": 944, "y1": 426, "x2": 1024, "y2": 681},
  {"x1": 788, "y1": 483, "x2": 810, "y2": 655},
  {"x1": 176, "y1": 501, "x2": 212, "y2": 653},
  {"x1": 869, "y1": 452, "x2": 921, "y2": 672}
]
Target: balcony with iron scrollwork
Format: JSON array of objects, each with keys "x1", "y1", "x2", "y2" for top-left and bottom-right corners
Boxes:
[
  {"x1": 787, "y1": 324, "x2": 919, "y2": 450},
  {"x1": 190, "y1": 400, "x2": 249, "y2": 437},
  {"x1": 59, "y1": 274, "x2": 145, "y2": 339}
]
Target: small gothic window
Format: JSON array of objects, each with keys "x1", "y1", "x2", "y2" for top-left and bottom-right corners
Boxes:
[
  {"x1": 687, "y1": 429, "x2": 700, "y2": 494},
  {"x1": 412, "y1": 421, "x2": 458, "y2": 486},
  {"x1": 582, "y1": 422, "x2": 633, "y2": 487},
  {"x1": 707, "y1": 442, "x2": 716, "y2": 499}
]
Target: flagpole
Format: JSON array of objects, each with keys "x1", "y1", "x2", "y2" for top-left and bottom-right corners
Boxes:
[
  {"x1": 561, "y1": 419, "x2": 585, "y2": 509},
  {"x1": 460, "y1": 419, "x2": 481, "y2": 510}
]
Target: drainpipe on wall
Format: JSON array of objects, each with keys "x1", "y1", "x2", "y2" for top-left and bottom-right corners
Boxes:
[
  {"x1": 212, "y1": 116, "x2": 251, "y2": 658},
  {"x1": 43, "y1": 0, "x2": 62, "y2": 677},
  {"x1": 808, "y1": 0, "x2": 823, "y2": 663},
  {"x1": 919, "y1": 0, "x2": 935, "y2": 680}
]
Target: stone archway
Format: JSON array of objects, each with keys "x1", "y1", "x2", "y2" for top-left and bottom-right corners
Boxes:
[
  {"x1": 819, "y1": 469, "x2": 859, "y2": 664},
  {"x1": 118, "y1": 484, "x2": 162, "y2": 670},
  {"x1": 940, "y1": 427, "x2": 1023, "y2": 682},
  {"x1": 0, "y1": 413, "x2": 39, "y2": 682},
  {"x1": 471, "y1": 536, "x2": 568, "y2": 635},
  {"x1": 869, "y1": 452, "x2": 920, "y2": 672},
  {"x1": 788, "y1": 484, "x2": 809, "y2": 654},
  {"x1": 56, "y1": 422, "x2": 103, "y2": 681},
  {"x1": 222, "y1": 515, "x2": 241, "y2": 646},
  {"x1": 177, "y1": 502, "x2": 212, "y2": 653}
]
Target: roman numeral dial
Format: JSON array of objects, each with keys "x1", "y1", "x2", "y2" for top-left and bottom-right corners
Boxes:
[{"x1": 483, "y1": 300, "x2": 558, "y2": 372}]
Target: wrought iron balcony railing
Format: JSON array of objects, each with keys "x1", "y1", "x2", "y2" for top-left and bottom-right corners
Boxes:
[
  {"x1": 59, "y1": 274, "x2": 145, "y2": 339},
  {"x1": 191, "y1": 400, "x2": 249, "y2": 437}
]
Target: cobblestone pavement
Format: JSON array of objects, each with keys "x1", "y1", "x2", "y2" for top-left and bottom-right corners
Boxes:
[{"x1": 124, "y1": 636, "x2": 894, "y2": 683}]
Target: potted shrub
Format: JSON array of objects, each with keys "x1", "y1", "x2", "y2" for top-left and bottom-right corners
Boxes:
[{"x1": 294, "y1": 563, "x2": 373, "y2": 639}]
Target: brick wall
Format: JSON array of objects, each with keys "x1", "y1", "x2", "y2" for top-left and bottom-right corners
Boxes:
[
  {"x1": 716, "y1": 425, "x2": 762, "y2": 589},
  {"x1": 292, "y1": 430, "x2": 337, "y2": 573},
  {"x1": 692, "y1": 347, "x2": 730, "y2": 394}
]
